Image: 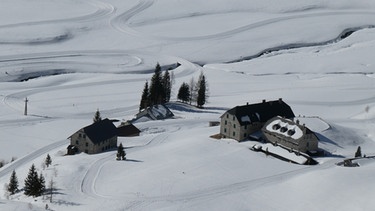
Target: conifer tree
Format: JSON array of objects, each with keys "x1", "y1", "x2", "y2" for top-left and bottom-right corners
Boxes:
[
  {"x1": 45, "y1": 154, "x2": 52, "y2": 168},
  {"x1": 162, "y1": 70, "x2": 171, "y2": 103},
  {"x1": 24, "y1": 164, "x2": 39, "y2": 197},
  {"x1": 139, "y1": 81, "x2": 149, "y2": 111},
  {"x1": 355, "y1": 146, "x2": 362, "y2": 158},
  {"x1": 37, "y1": 173, "x2": 45, "y2": 195},
  {"x1": 149, "y1": 63, "x2": 164, "y2": 105},
  {"x1": 117, "y1": 143, "x2": 126, "y2": 160},
  {"x1": 93, "y1": 109, "x2": 102, "y2": 123},
  {"x1": 177, "y1": 82, "x2": 190, "y2": 103},
  {"x1": 7, "y1": 170, "x2": 18, "y2": 195},
  {"x1": 196, "y1": 72, "x2": 208, "y2": 108}
]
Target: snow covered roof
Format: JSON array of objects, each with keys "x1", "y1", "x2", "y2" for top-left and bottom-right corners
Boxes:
[
  {"x1": 253, "y1": 143, "x2": 308, "y2": 164},
  {"x1": 135, "y1": 104, "x2": 174, "y2": 121},
  {"x1": 265, "y1": 119, "x2": 303, "y2": 140}
]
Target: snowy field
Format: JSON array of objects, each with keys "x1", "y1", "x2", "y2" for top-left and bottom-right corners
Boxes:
[{"x1": 1, "y1": 0, "x2": 375, "y2": 210}]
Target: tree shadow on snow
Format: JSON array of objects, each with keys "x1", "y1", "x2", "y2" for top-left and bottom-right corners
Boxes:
[{"x1": 125, "y1": 159, "x2": 143, "y2": 163}]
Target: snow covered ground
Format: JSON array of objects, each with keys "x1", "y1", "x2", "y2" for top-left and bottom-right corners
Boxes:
[{"x1": 0, "y1": 0, "x2": 375, "y2": 210}]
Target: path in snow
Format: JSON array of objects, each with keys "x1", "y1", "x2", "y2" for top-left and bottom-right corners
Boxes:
[
  {"x1": 0, "y1": 139, "x2": 68, "y2": 178},
  {"x1": 0, "y1": 0, "x2": 115, "y2": 29}
]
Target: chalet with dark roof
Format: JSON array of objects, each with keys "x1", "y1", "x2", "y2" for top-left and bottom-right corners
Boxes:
[
  {"x1": 68, "y1": 118, "x2": 118, "y2": 154},
  {"x1": 220, "y1": 99, "x2": 295, "y2": 141}
]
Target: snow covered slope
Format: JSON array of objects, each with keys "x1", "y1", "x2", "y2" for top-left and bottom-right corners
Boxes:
[{"x1": 0, "y1": 0, "x2": 375, "y2": 210}]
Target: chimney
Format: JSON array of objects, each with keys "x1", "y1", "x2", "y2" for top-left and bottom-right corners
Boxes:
[
  {"x1": 296, "y1": 119, "x2": 300, "y2": 125},
  {"x1": 246, "y1": 102, "x2": 249, "y2": 105},
  {"x1": 262, "y1": 99, "x2": 266, "y2": 103},
  {"x1": 278, "y1": 98, "x2": 282, "y2": 104}
]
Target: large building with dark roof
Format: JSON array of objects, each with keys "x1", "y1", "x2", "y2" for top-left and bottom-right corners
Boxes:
[
  {"x1": 220, "y1": 99, "x2": 295, "y2": 141},
  {"x1": 68, "y1": 118, "x2": 118, "y2": 154}
]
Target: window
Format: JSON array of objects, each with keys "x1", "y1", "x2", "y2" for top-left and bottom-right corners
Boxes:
[
  {"x1": 244, "y1": 133, "x2": 247, "y2": 138},
  {"x1": 79, "y1": 134, "x2": 81, "y2": 138},
  {"x1": 225, "y1": 120, "x2": 227, "y2": 125},
  {"x1": 233, "y1": 131, "x2": 235, "y2": 136},
  {"x1": 226, "y1": 114, "x2": 229, "y2": 118},
  {"x1": 83, "y1": 134, "x2": 86, "y2": 139},
  {"x1": 86, "y1": 142, "x2": 88, "y2": 147},
  {"x1": 233, "y1": 124, "x2": 236, "y2": 128},
  {"x1": 233, "y1": 116, "x2": 235, "y2": 121},
  {"x1": 224, "y1": 128, "x2": 227, "y2": 133},
  {"x1": 76, "y1": 140, "x2": 79, "y2": 145}
]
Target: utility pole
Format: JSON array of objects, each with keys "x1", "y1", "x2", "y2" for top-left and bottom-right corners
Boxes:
[{"x1": 24, "y1": 97, "x2": 28, "y2": 116}]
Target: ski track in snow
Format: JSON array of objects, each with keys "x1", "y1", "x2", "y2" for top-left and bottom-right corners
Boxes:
[
  {"x1": 110, "y1": 0, "x2": 155, "y2": 38},
  {"x1": 0, "y1": 139, "x2": 68, "y2": 178},
  {"x1": 111, "y1": 2, "x2": 375, "y2": 41},
  {"x1": 1, "y1": 1, "x2": 375, "y2": 210},
  {"x1": 77, "y1": 125, "x2": 339, "y2": 210},
  {"x1": 0, "y1": 0, "x2": 115, "y2": 29}
]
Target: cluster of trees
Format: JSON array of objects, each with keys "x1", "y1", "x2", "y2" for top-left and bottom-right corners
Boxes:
[
  {"x1": 6, "y1": 154, "x2": 54, "y2": 198},
  {"x1": 24, "y1": 164, "x2": 46, "y2": 197},
  {"x1": 177, "y1": 71, "x2": 208, "y2": 108},
  {"x1": 139, "y1": 63, "x2": 173, "y2": 111}
]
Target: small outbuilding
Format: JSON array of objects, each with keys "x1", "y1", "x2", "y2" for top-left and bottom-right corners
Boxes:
[
  {"x1": 262, "y1": 116, "x2": 319, "y2": 153},
  {"x1": 68, "y1": 118, "x2": 118, "y2": 154},
  {"x1": 135, "y1": 104, "x2": 174, "y2": 121},
  {"x1": 117, "y1": 122, "x2": 141, "y2": 137}
]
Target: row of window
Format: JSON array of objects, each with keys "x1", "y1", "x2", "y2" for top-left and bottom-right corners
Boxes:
[
  {"x1": 78, "y1": 133, "x2": 86, "y2": 139},
  {"x1": 224, "y1": 120, "x2": 250, "y2": 130},
  {"x1": 76, "y1": 140, "x2": 89, "y2": 147},
  {"x1": 223, "y1": 128, "x2": 247, "y2": 138}
]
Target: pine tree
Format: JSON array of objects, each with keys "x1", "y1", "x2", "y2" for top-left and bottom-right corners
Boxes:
[
  {"x1": 355, "y1": 146, "x2": 362, "y2": 158},
  {"x1": 37, "y1": 173, "x2": 45, "y2": 195},
  {"x1": 162, "y1": 70, "x2": 171, "y2": 103},
  {"x1": 93, "y1": 109, "x2": 102, "y2": 123},
  {"x1": 196, "y1": 72, "x2": 208, "y2": 108},
  {"x1": 177, "y1": 82, "x2": 190, "y2": 103},
  {"x1": 116, "y1": 143, "x2": 126, "y2": 160},
  {"x1": 45, "y1": 154, "x2": 52, "y2": 168},
  {"x1": 139, "y1": 81, "x2": 149, "y2": 112},
  {"x1": 149, "y1": 63, "x2": 164, "y2": 105},
  {"x1": 24, "y1": 164, "x2": 39, "y2": 197},
  {"x1": 7, "y1": 170, "x2": 18, "y2": 195}
]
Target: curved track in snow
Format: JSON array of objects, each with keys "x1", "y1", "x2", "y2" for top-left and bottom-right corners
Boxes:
[
  {"x1": 110, "y1": 0, "x2": 154, "y2": 37},
  {"x1": 77, "y1": 126, "x2": 339, "y2": 211},
  {"x1": 111, "y1": 4, "x2": 375, "y2": 41},
  {"x1": 0, "y1": 139, "x2": 68, "y2": 178},
  {"x1": 0, "y1": 49, "x2": 199, "y2": 118},
  {"x1": 0, "y1": 0, "x2": 115, "y2": 29}
]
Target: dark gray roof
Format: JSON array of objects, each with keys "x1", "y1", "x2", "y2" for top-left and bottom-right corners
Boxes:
[
  {"x1": 224, "y1": 99, "x2": 295, "y2": 125},
  {"x1": 117, "y1": 123, "x2": 141, "y2": 137},
  {"x1": 83, "y1": 118, "x2": 118, "y2": 144}
]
